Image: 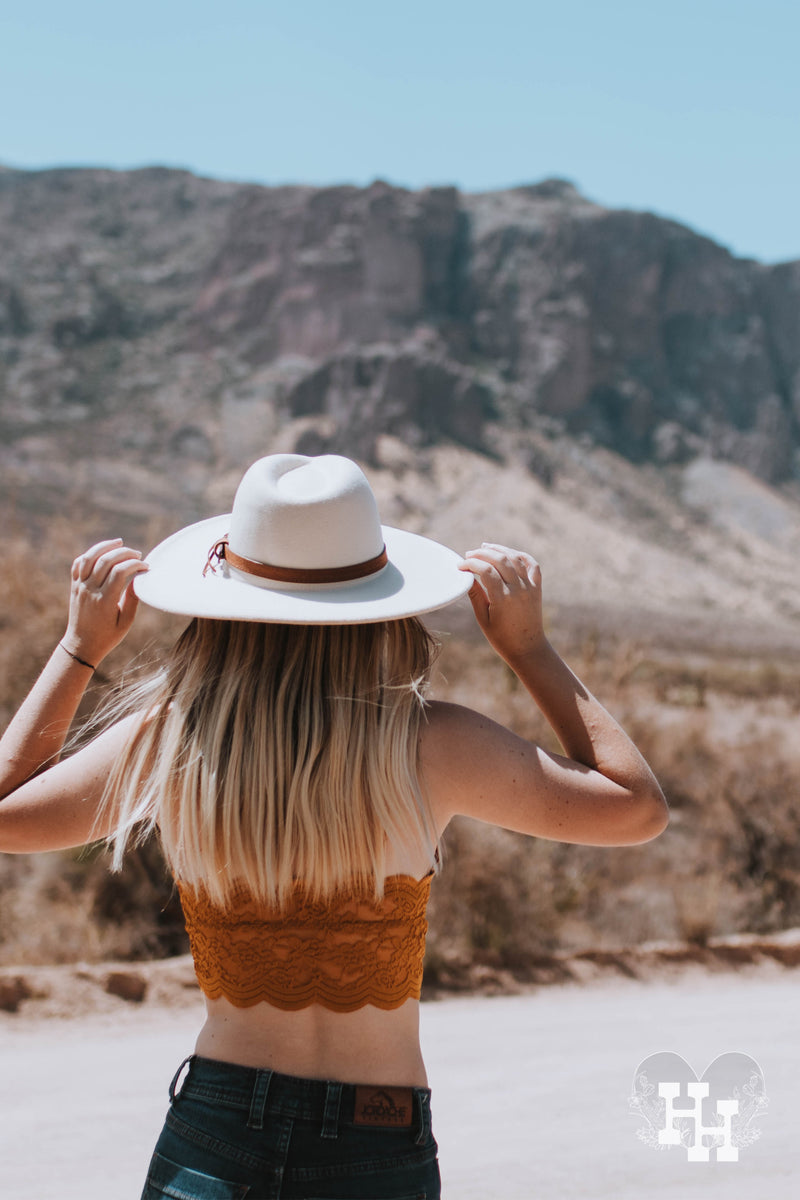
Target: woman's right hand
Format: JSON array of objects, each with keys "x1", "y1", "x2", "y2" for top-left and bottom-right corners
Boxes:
[
  {"x1": 459, "y1": 544, "x2": 548, "y2": 669},
  {"x1": 62, "y1": 539, "x2": 149, "y2": 667},
  {"x1": 0, "y1": 540, "x2": 150, "y2": 809}
]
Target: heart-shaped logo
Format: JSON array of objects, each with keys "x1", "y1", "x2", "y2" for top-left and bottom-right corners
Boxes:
[{"x1": 629, "y1": 1052, "x2": 768, "y2": 1161}]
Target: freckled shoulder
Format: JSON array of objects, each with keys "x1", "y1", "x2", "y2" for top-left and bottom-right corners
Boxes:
[{"x1": 418, "y1": 701, "x2": 503, "y2": 831}]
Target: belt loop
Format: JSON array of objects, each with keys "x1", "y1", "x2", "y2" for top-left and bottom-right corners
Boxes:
[
  {"x1": 168, "y1": 1056, "x2": 194, "y2": 1105},
  {"x1": 414, "y1": 1090, "x2": 431, "y2": 1145},
  {"x1": 247, "y1": 1069, "x2": 273, "y2": 1131},
  {"x1": 321, "y1": 1082, "x2": 343, "y2": 1139}
]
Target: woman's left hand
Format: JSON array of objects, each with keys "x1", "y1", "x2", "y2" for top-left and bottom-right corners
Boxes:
[{"x1": 62, "y1": 539, "x2": 149, "y2": 667}]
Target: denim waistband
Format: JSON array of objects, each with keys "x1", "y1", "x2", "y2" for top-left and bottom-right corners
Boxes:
[{"x1": 169, "y1": 1054, "x2": 433, "y2": 1144}]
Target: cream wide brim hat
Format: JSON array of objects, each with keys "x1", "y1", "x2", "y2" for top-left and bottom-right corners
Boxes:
[{"x1": 133, "y1": 453, "x2": 473, "y2": 624}]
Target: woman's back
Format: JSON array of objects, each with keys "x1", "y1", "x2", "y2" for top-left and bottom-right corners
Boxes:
[
  {"x1": 178, "y1": 656, "x2": 670, "y2": 1087},
  {"x1": 178, "y1": 700, "x2": 458, "y2": 1087},
  {"x1": 185, "y1": 850, "x2": 438, "y2": 1086}
]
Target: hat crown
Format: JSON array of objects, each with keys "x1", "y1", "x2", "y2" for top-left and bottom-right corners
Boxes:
[{"x1": 229, "y1": 454, "x2": 384, "y2": 570}]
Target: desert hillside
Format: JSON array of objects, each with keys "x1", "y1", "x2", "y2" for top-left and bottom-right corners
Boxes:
[{"x1": 0, "y1": 166, "x2": 799, "y2": 983}]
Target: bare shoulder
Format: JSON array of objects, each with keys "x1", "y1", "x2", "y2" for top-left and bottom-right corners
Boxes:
[
  {"x1": 419, "y1": 700, "x2": 536, "y2": 829},
  {"x1": 421, "y1": 700, "x2": 506, "y2": 756},
  {"x1": 422, "y1": 697, "x2": 537, "y2": 747},
  {"x1": 419, "y1": 701, "x2": 667, "y2": 846}
]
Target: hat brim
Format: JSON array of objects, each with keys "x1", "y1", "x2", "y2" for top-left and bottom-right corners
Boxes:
[{"x1": 133, "y1": 515, "x2": 473, "y2": 624}]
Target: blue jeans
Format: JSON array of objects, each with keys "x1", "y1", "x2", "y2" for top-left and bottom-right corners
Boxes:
[{"x1": 140, "y1": 1055, "x2": 441, "y2": 1200}]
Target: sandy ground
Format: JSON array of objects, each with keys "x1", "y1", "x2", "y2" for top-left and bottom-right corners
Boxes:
[{"x1": 1, "y1": 968, "x2": 797, "y2": 1199}]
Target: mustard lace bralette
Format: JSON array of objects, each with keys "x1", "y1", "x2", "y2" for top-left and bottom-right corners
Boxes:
[{"x1": 177, "y1": 873, "x2": 432, "y2": 1013}]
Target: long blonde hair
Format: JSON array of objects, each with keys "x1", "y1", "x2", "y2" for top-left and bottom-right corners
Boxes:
[{"x1": 100, "y1": 618, "x2": 440, "y2": 907}]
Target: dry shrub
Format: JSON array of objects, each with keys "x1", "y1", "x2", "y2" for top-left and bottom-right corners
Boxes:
[
  {"x1": 0, "y1": 513, "x2": 188, "y2": 965},
  {"x1": 621, "y1": 718, "x2": 800, "y2": 941},
  {"x1": 712, "y1": 748, "x2": 800, "y2": 932},
  {"x1": 0, "y1": 532, "x2": 72, "y2": 726},
  {"x1": 0, "y1": 840, "x2": 186, "y2": 966},
  {"x1": 0, "y1": 512, "x2": 184, "y2": 725},
  {"x1": 426, "y1": 820, "x2": 566, "y2": 973},
  {"x1": 426, "y1": 816, "x2": 684, "y2": 971},
  {"x1": 423, "y1": 627, "x2": 800, "y2": 965}
]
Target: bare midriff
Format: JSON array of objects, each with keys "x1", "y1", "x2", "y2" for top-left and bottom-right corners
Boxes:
[{"x1": 194, "y1": 993, "x2": 428, "y2": 1086}]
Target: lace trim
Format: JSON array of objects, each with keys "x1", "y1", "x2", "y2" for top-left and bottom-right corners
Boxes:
[{"x1": 178, "y1": 874, "x2": 432, "y2": 1013}]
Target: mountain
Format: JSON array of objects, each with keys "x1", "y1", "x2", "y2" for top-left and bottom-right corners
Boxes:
[
  {"x1": 2, "y1": 167, "x2": 800, "y2": 967},
  {"x1": 1, "y1": 164, "x2": 799, "y2": 644}
]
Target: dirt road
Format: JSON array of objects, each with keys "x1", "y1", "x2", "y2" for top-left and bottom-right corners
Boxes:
[{"x1": 1, "y1": 969, "x2": 796, "y2": 1198}]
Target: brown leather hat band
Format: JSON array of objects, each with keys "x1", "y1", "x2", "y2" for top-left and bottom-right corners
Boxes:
[{"x1": 204, "y1": 537, "x2": 388, "y2": 584}]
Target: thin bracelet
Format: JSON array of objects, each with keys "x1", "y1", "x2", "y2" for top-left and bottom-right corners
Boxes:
[{"x1": 59, "y1": 642, "x2": 97, "y2": 672}]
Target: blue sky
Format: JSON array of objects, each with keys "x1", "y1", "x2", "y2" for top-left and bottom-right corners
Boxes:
[{"x1": 2, "y1": 0, "x2": 798, "y2": 262}]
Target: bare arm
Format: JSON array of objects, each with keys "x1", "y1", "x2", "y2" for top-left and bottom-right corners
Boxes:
[
  {"x1": 421, "y1": 544, "x2": 668, "y2": 846},
  {"x1": 0, "y1": 715, "x2": 144, "y2": 851},
  {"x1": 0, "y1": 539, "x2": 148, "y2": 848}
]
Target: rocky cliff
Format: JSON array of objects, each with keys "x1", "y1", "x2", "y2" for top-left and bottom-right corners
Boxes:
[
  {"x1": 1, "y1": 166, "x2": 798, "y2": 501},
  {"x1": 2, "y1": 164, "x2": 800, "y2": 643},
  {"x1": 3, "y1": 167, "x2": 800, "y2": 968}
]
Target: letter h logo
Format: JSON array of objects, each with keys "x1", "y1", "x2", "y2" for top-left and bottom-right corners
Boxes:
[{"x1": 658, "y1": 1080, "x2": 738, "y2": 1161}]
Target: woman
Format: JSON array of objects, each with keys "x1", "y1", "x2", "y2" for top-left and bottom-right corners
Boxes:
[{"x1": 0, "y1": 453, "x2": 667, "y2": 1199}]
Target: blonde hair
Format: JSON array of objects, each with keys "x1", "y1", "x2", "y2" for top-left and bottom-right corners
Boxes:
[{"x1": 99, "y1": 618, "x2": 440, "y2": 907}]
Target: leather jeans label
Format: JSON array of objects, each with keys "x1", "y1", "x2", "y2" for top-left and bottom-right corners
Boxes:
[{"x1": 353, "y1": 1086, "x2": 414, "y2": 1127}]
